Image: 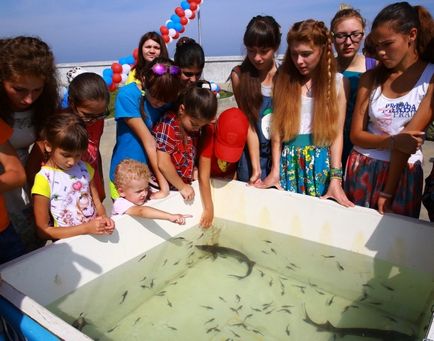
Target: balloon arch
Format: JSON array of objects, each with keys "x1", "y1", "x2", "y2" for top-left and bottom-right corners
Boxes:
[{"x1": 102, "y1": 0, "x2": 214, "y2": 93}]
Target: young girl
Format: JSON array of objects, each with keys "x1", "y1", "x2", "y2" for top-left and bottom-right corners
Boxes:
[
  {"x1": 346, "y1": 2, "x2": 434, "y2": 217},
  {"x1": 65, "y1": 72, "x2": 110, "y2": 201},
  {"x1": 0, "y1": 36, "x2": 59, "y2": 250},
  {"x1": 198, "y1": 107, "x2": 249, "y2": 228},
  {"x1": 126, "y1": 31, "x2": 169, "y2": 86},
  {"x1": 174, "y1": 37, "x2": 205, "y2": 86},
  {"x1": 112, "y1": 159, "x2": 192, "y2": 224},
  {"x1": 154, "y1": 81, "x2": 217, "y2": 201},
  {"x1": 330, "y1": 6, "x2": 377, "y2": 171},
  {"x1": 230, "y1": 15, "x2": 281, "y2": 184},
  {"x1": 262, "y1": 19, "x2": 353, "y2": 207},
  {"x1": 0, "y1": 117, "x2": 26, "y2": 263},
  {"x1": 109, "y1": 57, "x2": 182, "y2": 200},
  {"x1": 32, "y1": 113, "x2": 115, "y2": 240}
]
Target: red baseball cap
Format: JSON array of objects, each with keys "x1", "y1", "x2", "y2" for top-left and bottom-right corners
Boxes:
[{"x1": 215, "y1": 107, "x2": 249, "y2": 163}]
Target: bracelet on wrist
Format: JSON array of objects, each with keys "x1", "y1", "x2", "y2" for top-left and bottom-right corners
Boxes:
[
  {"x1": 330, "y1": 167, "x2": 343, "y2": 179},
  {"x1": 379, "y1": 191, "x2": 393, "y2": 199}
]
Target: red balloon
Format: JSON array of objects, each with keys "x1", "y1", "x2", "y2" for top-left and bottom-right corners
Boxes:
[
  {"x1": 196, "y1": 0, "x2": 202, "y2": 3},
  {"x1": 112, "y1": 73, "x2": 122, "y2": 83},
  {"x1": 189, "y1": 11, "x2": 196, "y2": 20},
  {"x1": 133, "y1": 48, "x2": 139, "y2": 59},
  {"x1": 160, "y1": 25, "x2": 169, "y2": 35},
  {"x1": 187, "y1": 0, "x2": 194, "y2": 3},
  {"x1": 175, "y1": 7, "x2": 185, "y2": 17},
  {"x1": 109, "y1": 83, "x2": 117, "y2": 92},
  {"x1": 173, "y1": 32, "x2": 180, "y2": 40},
  {"x1": 111, "y1": 63, "x2": 123, "y2": 73},
  {"x1": 180, "y1": 16, "x2": 188, "y2": 25},
  {"x1": 179, "y1": 26, "x2": 186, "y2": 33},
  {"x1": 162, "y1": 34, "x2": 170, "y2": 43},
  {"x1": 189, "y1": 3, "x2": 197, "y2": 11}
]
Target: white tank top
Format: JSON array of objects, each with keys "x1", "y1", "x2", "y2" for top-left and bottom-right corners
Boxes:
[{"x1": 354, "y1": 63, "x2": 434, "y2": 163}]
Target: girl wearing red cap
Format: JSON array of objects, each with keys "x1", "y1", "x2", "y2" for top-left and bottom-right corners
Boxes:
[{"x1": 198, "y1": 108, "x2": 249, "y2": 227}]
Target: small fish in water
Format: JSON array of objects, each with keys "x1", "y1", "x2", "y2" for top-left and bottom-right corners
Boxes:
[
  {"x1": 251, "y1": 306, "x2": 262, "y2": 312},
  {"x1": 368, "y1": 301, "x2": 383, "y2": 306},
  {"x1": 289, "y1": 262, "x2": 299, "y2": 269},
  {"x1": 231, "y1": 322, "x2": 248, "y2": 330},
  {"x1": 269, "y1": 278, "x2": 273, "y2": 287},
  {"x1": 201, "y1": 305, "x2": 214, "y2": 310},
  {"x1": 327, "y1": 295, "x2": 335, "y2": 306},
  {"x1": 336, "y1": 261, "x2": 344, "y2": 271},
  {"x1": 150, "y1": 278, "x2": 154, "y2": 288},
  {"x1": 270, "y1": 248, "x2": 277, "y2": 254},
  {"x1": 169, "y1": 281, "x2": 178, "y2": 286},
  {"x1": 206, "y1": 326, "x2": 220, "y2": 333},
  {"x1": 381, "y1": 283, "x2": 395, "y2": 291},
  {"x1": 197, "y1": 232, "x2": 205, "y2": 240},
  {"x1": 252, "y1": 329, "x2": 264, "y2": 336},
  {"x1": 258, "y1": 269, "x2": 265, "y2": 277},
  {"x1": 281, "y1": 304, "x2": 294, "y2": 308},
  {"x1": 285, "y1": 324, "x2": 291, "y2": 336},
  {"x1": 231, "y1": 330, "x2": 241, "y2": 338},
  {"x1": 134, "y1": 317, "x2": 141, "y2": 325},
  {"x1": 359, "y1": 291, "x2": 368, "y2": 302},
  {"x1": 265, "y1": 309, "x2": 274, "y2": 315},
  {"x1": 261, "y1": 250, "x2": 269, "y2": 255},
  {"x1": 107, "y1": 325, "x2": 118, "y2": 333},
  {"x1": 278, "y1": 308, "x2": 292, "y2": 315},
  {"x1": 173, "y1": 260, "x2": 180, "y2": 266},
  {"x1": 72, "y1": 313, "x2": 88, "y2": 331},
  {"x1": 140, "y1": 284, "x2": 149, "y2": 289},
  {"x1": 167, "y1": 299, "x2": 173, "y2": 308},
  {"x1": 315, "y1": 289, "x2": 325, "y2": 295},
  {"x1": 166, "y1": 324, "x2": 177, "y2": 331},
  {"x1": 262, "y1": 302, "x2": 273, "y2": 309},
  {"x1": 138, "y1": 253, "x2": 147, "y2": 261},
  {"x1": 204, "y1": 318, "x2": 215, "y2": 325},
  {"x1": 120, "y1": 290, "x2": 128, "y2": 304},
  {"x1": 140, "y1": 275, "x2": 147, "y2": 282},
  {"x1": 219, "y1": 296, "x2": 226, "y2": 302},
  {"x1": 235, "y1": 294, "x2": 241, "y2": 303},
  {"x1": 321, "y1": 255, "x2": 335, "y2": 258},
  {"x1": 156, "y1": 291, "x2": 166, "y2": 296},
  {"x1": 286, "y1": 265, "x2": 295, "y2": 271},
  {"x1": 384, "y1": 315, "x2": 397, "y2": 323},
  {"x1": 243, "y1": 313, "x2": 253, "y2": 321},
  {"x1": 293, "y1": 285, "x2": 306, "y2": 293},
  {"x1": 263, "y1": 240, "x2": 272, "y2": 244},
  {"x1": 281, "y1": 289, "x2": 285, "y2": 296}
]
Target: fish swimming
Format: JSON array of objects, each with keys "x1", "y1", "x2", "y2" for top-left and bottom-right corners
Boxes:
[
  {"x1": 195, "y1": 244, "x2": 255, "y2": 279},
  {"x1": 72, "y1": 313, "x2": 88, "y2": 331},
  {"x1": 304, "y1": 310, "x2": 415, "y2": 341}
]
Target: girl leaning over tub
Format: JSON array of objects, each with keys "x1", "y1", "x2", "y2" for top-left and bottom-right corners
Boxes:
[
  {"x1": 231, "y1": 15, "x2": 282, "y2": 185},
  {"x1": 345, "y1": 2, "x2": 434, "y2": 217},
  {"x1": 262, "y1": 19, "x2": 353, "y2": 207}
]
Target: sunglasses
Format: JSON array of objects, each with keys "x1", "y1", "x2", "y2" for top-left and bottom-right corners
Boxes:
[
  {"x1": 333, "y1": 31, "x2": 364, "y2": 43},
  {"x1": 81, "y1": 110, "x2": 110, "y2": 124},
  {"x1": 151, "y1": 63, "x2": 180, "y2": 76},
  {"x1": 182, "y1": 70, "x2": 202, "y2": 78}
]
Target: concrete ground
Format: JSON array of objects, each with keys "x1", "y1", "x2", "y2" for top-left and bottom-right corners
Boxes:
[{"x1": 99, "y1": 95, "x2": 433, "y2": 223}]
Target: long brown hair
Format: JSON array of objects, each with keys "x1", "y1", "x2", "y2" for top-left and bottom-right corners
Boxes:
[
  {"x1": 238, "y1": 15, "x2": 281, "y2": 127},
  {"x1": 0, "y1": 36, "x2": 59, "y2": 135},
  {"x1": 272, "y1": 20, "x2": 338, "y2": 146}
]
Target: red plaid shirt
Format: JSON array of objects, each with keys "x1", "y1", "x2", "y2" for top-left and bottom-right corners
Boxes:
[{"x1": 153, "y1": 112, "x2": 198, "y2": 184}]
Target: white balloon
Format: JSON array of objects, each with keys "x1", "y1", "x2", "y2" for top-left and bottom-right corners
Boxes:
[
  {"x1": 168, "y1": 28, "x2": 177, "y2": 37},
  {"x1": 122, "y1": 64, "x2": 131, "y2": 74},
  {"x1": 121, "y1": 73, "x2": 128, "y2": 83},
  {"x1": 168, "y1": 36, "x2": 173, "y2": 44},
  {"x1": 210, "y1": 82, "x2": 218, "y2": 91},
  {"x1": 184, "y1": 9, "x2": 192, "y2": 19}
]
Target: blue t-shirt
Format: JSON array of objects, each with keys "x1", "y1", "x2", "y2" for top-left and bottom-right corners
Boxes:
[{"x1": 109, "y1": 83, "x2": 169, "y2": 181}]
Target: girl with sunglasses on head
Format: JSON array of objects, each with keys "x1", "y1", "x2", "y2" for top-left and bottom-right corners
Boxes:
[
  {"x1": 174, "y1": 37, "x2": 205, "y2": 86},
  {"x1": 110, "y1": 57, "x2": 182, "y2": 200},
  {"x1": 126, "y1": 31, "x2": 169, "y2": 87},
  {"x1": 153, "y1": 81, "x2": 217, "y2": 202},
  {"x1": 230, "y1": 15, "x2": 281, "y2": 185},
  {"x1": 0, "y1": 36, "x2": 59, "y2": 251},
  {"x1": 330, "y1": 6, "x2": 377, "y2": 172},
  {"x1": 345, "y1": 2, "x2": 434, "y2": 217},
  {"x1": 261, "y1": 19, "x2": 353, "y2": 207}
]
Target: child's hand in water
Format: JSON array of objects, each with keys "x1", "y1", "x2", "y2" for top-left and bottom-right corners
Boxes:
[
  {"x1": 180, "y1": 184, "x2": 195, "y2": 201},
  {"x1": 170, "y1": 214, "x2": 193, "y2": 225}
]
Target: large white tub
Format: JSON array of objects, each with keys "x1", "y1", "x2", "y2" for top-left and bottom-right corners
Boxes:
[{"x1": 0, "y1": 179, "x2": 433, "y2": 340}]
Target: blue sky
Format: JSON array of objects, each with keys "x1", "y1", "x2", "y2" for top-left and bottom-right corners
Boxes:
[{"x1": 1, "y1": 0, "x2": 433, "y2": 63}]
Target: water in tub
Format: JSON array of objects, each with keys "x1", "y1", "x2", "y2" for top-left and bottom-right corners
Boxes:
[{"x1": 46, "y1": 218, "x2": 433, "y2": 340}]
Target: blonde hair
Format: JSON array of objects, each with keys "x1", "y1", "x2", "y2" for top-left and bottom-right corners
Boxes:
[
  {"x1": 114, "y1": 159, "x2": 150, "y2": 191},
  {"x1": 272, "y1": 19, "x2": 338, "y2": 146}
]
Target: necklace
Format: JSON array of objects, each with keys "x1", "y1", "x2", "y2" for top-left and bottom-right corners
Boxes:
[{"x1": 305, "y1": 82, "x2": 313, "y2": 97}]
